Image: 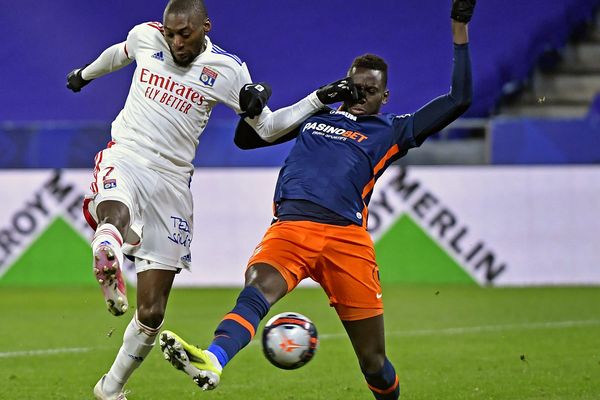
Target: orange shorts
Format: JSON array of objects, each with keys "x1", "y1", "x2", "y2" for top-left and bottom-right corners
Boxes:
[{"x1": 247, "y1": 220, "x2": 383, "y2": 321}]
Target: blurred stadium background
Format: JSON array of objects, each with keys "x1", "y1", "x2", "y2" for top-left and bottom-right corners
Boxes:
[{"x1": 1, "y1": 1, "x2": 599, "y2": 399}]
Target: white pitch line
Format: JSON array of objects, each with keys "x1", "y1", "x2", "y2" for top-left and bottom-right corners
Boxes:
[
  {"x1": 0, "y1": 347, "x2": 94, "y2": 359},
  {"x1": 2, "y1": 320, "x2": 599, "y2": 358},
  {"x1": 319, "y1": 319, "x2": 600, "y2": 340}
]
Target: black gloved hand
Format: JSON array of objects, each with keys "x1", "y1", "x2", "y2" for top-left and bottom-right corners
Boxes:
[
  {"x1": 316, "y1": 77, "x2": 359, "y2": 104},
  {"x1": 239, "y1": 82, "x2": 272, "y2": 119},
  {"x1": 66, "y1": 65, "x2": 92, "y2": 93},
  {"x1": 451, "y1": 0, "x2": 476, "y2": 23}
]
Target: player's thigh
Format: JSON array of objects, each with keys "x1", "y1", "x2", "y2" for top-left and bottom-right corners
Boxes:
[
  {"x1": 317, "y1": 225, "x2": 383, "y2": 320},
  {"x1": 247, "y1": 221, "x2": 320, "y2": 293},
  {"x1": 131, "y1": 174, "x2": 193, "y2": 270},
  {"x1": 92, "y1": 154, "x2": 139, "y2": 212},
  {"x1": 87, "y1": 153, "x2": 155, "y2": 243}
]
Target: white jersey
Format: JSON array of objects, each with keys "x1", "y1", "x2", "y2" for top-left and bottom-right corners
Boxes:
[{"x1": 112, "y1": 22, "x2": 251, "y2": 175}]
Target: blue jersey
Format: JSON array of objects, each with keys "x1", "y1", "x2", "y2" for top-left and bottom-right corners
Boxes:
[{"x1": 274, "y1": 108, "x2": 418, "y2": 227}]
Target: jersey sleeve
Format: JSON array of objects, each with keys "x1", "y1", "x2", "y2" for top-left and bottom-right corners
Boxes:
[
  {"x1": 392, "y1": 114, "x2": 418, "y2": 152},
  {"x1": 124, "y1": 23, "x2": 155, "y2": 61},
  {"x1": 222, "y1": 62, "x2": 253, "y2": 114},
  {"x1": 80, "y1": 24, "x2": 138, "y2": 80}
]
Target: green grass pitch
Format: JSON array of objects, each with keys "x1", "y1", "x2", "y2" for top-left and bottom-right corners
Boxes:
[{"x1": 1, "y1": 285, "x2": 599, "y2": 399}]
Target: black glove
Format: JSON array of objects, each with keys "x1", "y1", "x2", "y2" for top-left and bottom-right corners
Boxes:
[
  {"x1": 451, "y1": 0, "x2": 476, "y2": 23},
  {"x1": 66, "y1": 65, "x2": 92, "y2": 93},
  {"x1": 316, "y1": 77, "x2": 359, "y2": 104},
  {"x1": 239, "y1": 82, "x2": 272, "y2": 119}
]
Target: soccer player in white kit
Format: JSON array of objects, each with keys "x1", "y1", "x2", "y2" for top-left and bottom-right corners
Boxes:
[{"x1": 66, "y1": 1, "x2": 326, "y2": 399}]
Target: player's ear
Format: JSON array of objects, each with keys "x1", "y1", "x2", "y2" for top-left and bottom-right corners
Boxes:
[
  {"x1": 382, "y1": 90, "x2": 390, "y2": 105},
  {"x1": 203, "y1": 17, "x2": 212, "y2": 33}
]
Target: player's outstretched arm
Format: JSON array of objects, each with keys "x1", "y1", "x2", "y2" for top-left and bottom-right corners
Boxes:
[
  {"x1": 234, "y1": 118, "x2": 300, "y2": 149},
  {"x1": 239, "y1": 77, "x2": 358, "y2": 145},
  {"x1": 451, "y1": 0, "x2": 473, "y2": 45},
  {"x1": 410, "y1": 1, "x2": 475, "y2": 145},
  {"x1": 66, "y1": 42, "x2": 133, "y2": 93}
]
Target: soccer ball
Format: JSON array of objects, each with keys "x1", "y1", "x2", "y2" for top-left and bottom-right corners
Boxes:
[{"x1": 261, "y1": 312, "x2": 319, "y2": 370}]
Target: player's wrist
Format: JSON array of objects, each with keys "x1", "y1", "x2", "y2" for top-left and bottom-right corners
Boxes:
[
  {"x1": 79, "y1": 67, "x2": 92, "y2": 81},
  {"x1": 66, "y1": 63, "x2": 93, "y2": 93},
  {"x1": 309, "y1": 91, "x2": 326, "y2": 109},
  {"x1": 239, "y1": 82, "x2": 272, "y2": 119}
]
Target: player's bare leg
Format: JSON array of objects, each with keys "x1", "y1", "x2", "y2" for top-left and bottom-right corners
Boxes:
[
  {"x1": 97, "y1": 269, "x2": 176, "y2": 398},
  {"x1": 343, "y1": 315, "x2": 400, "y2": 399},
  {"x1": 244, "y1": 263, "x2": 289, "y2": 304},
  {"x1": 92, "y1": 201, "x2": 130, "y2": 316}
]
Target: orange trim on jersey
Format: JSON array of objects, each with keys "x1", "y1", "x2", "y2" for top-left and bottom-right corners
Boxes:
[
  {"x1": 361, "y1": 204, "x2": 369, "y2": 229},
  {"x1": 124, "y1": 44, "x2": 129, "y2": 59},
  {"x1": 223, "y1": 313, "x2": 256, "y2": 338},
  {"x1": 361, "y1": 144, "x2": 400, "y2": 199},
  {"x1": 368, "y1": 375, "x2": 399, "y2": 395}
]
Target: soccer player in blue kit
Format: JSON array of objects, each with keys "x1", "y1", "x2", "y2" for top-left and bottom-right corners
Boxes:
[{"x1": 160, "y1": 1, "x2": 476, "y2": 398}]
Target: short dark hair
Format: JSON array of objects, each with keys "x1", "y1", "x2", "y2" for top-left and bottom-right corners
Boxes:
[
  {"x1": 164, "y1": 0, "x2": 208, "y2": 20},
  {"x1": 350, "y1": 54, "x2": 388, "y2": 87}
]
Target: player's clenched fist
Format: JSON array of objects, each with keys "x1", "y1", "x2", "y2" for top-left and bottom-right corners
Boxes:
[
  {"x1": 239, "y1": 82, "x2": 272, "y2": 119},
  {"x1": 316, "y1": 77, "x2": 359, "y2": 105},
  {"x1": 451, "y1": 0, "x2": 476, "y2": 23},
  {"x1": 66, "y1": 66, "x2": 92, "y2": 93}
]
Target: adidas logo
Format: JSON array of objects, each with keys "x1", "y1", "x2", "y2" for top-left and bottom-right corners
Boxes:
[{"x1": 151, "y1": 51, "x2": 164, "y2": 61}]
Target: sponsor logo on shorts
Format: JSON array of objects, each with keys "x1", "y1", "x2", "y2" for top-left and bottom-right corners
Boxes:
[
  {"x1": 103, "y1": 179, "x2": 117, "y2": 189},
  {"x1": 376, "y1": 293, "x2": 383, "y2": 299},
  {"x1": 168, "y1": 216, "x2": 192, "y2": 248},
  {"x1": 200, "y1": 66, "x2": 218, "y2": 87},
  {"x1": 181, "y1": 253, "x2": 191, "y2": 263}
]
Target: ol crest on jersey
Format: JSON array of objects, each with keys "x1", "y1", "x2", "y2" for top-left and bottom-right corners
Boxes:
[{"x1": 200, "y1": 66, "x2": 218, "y2": 87}]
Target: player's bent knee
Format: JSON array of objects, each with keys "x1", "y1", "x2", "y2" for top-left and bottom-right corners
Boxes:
[
  {"x1": 359, "y1": 352, "x2": 386, "y2": 375},
  {"x1": 245, "y1": 263, "x2": 288, "y2": 304},
  {"x1": 136, "y1": 304, "x2": 166, "y2": 329},
  {"x1": 97, "y1": 200, "x2": 131, "y2": 236}
]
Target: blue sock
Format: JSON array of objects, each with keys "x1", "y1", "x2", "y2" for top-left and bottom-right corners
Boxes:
[
  {"x1": 364, "y1": 358, "x2": 400, "y2": 400},
  {"x1": 208, "y1": 286, "x2": 270, "y2": 367}
]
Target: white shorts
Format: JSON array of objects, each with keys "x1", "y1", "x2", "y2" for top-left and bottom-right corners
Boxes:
[{"x1": 83, "y1": 145, "x2": 193, "y2": 271}]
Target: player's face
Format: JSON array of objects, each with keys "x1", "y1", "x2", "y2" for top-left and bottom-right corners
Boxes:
[
  {"x1": 163, "y1": 12, "x2": 211, "y2": 67},
  {"x1": 345, "y1": 67, "x2": 389, "y2": 116}
]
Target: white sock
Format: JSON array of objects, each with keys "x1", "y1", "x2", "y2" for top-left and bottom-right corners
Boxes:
[
  {"x1": 103, "y1": 313, "x2": 161, "y2": 395},
  {"x1": 92, "y1": 223, "x2": 124, "y2": 267}
]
